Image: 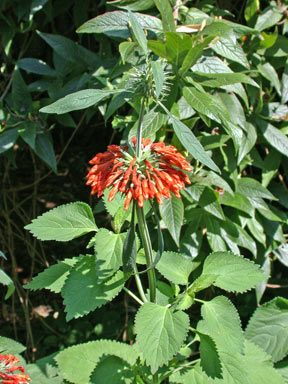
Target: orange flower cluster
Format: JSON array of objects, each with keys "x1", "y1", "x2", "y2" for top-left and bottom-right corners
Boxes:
[
  {"x1": 86, "y1": 138, "x2": 192, "y2": 210},
  {"x1": 0, "y1": 354, "x2": 31, "y2": 384}
]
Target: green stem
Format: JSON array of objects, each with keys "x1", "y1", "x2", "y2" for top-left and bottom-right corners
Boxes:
[
  {"x1": 136, "y1": 205, "x2": 156, "y2": 303},
  {"x1": 123, "y1": 287, "x2": 144, "y2": 305},
  {"x1": 133, "y1": 267, "x2": 148, "y2": 303},
  {"x1": 136, "y1": 97, "x2": 146, "y2": 158}
]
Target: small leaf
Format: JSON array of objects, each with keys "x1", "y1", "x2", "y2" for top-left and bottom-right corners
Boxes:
[
  {"x1": 62, "y1": 255, "x2": 125, "y2": 320},
  {"x1": 257, "y1": 119, "x2": 288, "y2": 158},
  {"x1": 40, "y1": 89, "x2": 123, "y2": 114},
  {"x1": 129, "y1": 10, "x2": 148, "y2": 54},
  {"x1": 34, "y1": 132, "x2": 57, "y2": 173},
  {"x1": 12, "y1": 69, "x2": 32, "y2": 113},
  {"x1": 25, "y1": 258, "x2": 78, "y2": 293},
  {"x1": 0, "y1": 128, "x2": 19, "y2": 154},
  {"x1": 154, "y1": 0, "x2": 175, "y2": 32},
  {"x1": 135, "y1": 302, "x2": 189, "y2": 373},
  {"x1": 25, "y1": 202, "x2": 98, "y2": 241},
  {"x1": 156, "y1": 251, "x2": 194, "y2": 285},
  {"x1": 159, "y1": 195, "x2": 183, "y2": 246},
  {"x1": 0, "y1": 336, "x2": 26, "y2": 354},
  {"x1": 0, "y1": 269, "x2": 15, "y2": 299},
  {"x1": 199, "y1": 334, "x2": 222, "y2": 379},
  {"x1": 245, "y1": 297, "x2": 288, "y2": 363},
  {"x1": 56, "y1": 340, "x2": 139, "y2": 384},
  {"x1": 151, "y1": 61, "x2": 165, "y2": 98},
  {"x1": 122, "y1": 226, "x2": 137, "y2": 274},
  {"x1": 169, "y1": 114, "x2": 220, "y2": 173}
]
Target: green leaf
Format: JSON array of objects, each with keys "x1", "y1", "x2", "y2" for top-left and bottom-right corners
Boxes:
[
  {"x1": 90, "y1": 356, "x2": 134, "y2": 384},
  {"x1": 179, "y1": 40, "x2": 208, "y2": 77},
  {"x1": 108, "y1": 0, "x2": 155, "y2": 11},
  {"x1": 169, "y1": 114, "x2": 220, "y2": 173},
  {"x1": 129, "y1": 109, "x2": 167, "y2": 140},
  {"x1": 0, "y1": 128, "x2": 19, "y2": 154},
  {"x1": 135, "y1": 302, "x2": 189, "y2": 373},
  {"x1": 257, "y1": 119, "x2": 288, "y2": 158},
  {"x1": 159, "y1": 195, "x2": 183, "y2": 246},
  {"x1": 199, "y1": 187, "x2": 225, "y2": 221},
  {"x1": 122, "y1": 225, "x2": 137, "y2": 274},
  {"x1": 129, "y1": 10, "x2": 148, "y2": 54},
  {"x1": 0, "y1": 269, "x2": 15, "y2": 299},
  {"x1": 12, "y1": 69, "x2": 32, "y2": 113},
  {"x1": 219, "y1": 191, "x2": 254, "y2": 216},
  {"x1": 18, "y1": 122, "x2": 37, "y2": 150},
  {"x1": 258, "y1": 63, "x2": 281, "y2": 95},
  {"x1": 212, "y1": 38, "x2": 249, "y2": 68},
  {"x1": 245, "y1": 297, "x2": 288, "y2": 363},
  {"x1": 40, "y1": 89, "x2": 123, "y2": 114},
  {"x1": 25, "y1": 202, "x2": 98, "y2": 241},
  {"x1": 154, "y1": 0, "x2": 175, "y2": 32},
  {"x1": 17, "y1": 58, "x2": 56, "y2": 76},
  {"x1": 170, "y1": 364, "x2": 214, "y2": 384},
  {"x1": 34, "y1": 132, "x2": 57, "y2": 173},
  {"x1": 62, "y1": 255, "x2": 125, "y2": 320},
  {"x1": 77, "y1": 11, "x2": 162, "y2": 39},
  {"x1": 238, "y1": 122, "x2": 257, "y2": 164},
  {"x1": 0, "y1": 336, "x2": 26, "y2": 354},
  {"x1": 151, "y1": 61, "x2": 165, "y2": 98},
  {"x1": 25, "y1": 258, "x2": 78, "y2": 293},
  {"x1": 202, "y1": 251, "x2": 266, "y2": 293},
  {"x1": 255, "y1": 6, "x2": 283, "y2": 31},
  {"x1": 56, "y1": 340, "x2": 139, "y2": 384},
  {"x1": 244, "y1": 0, "x2": 259, "y2": 25},
  {"x1": 156, "y1": 251, "x2": 194, "y2": 285},
  {"x1": 199, "y1": 334, "x2": 222, "y2": 379},
  {"x1": 94, "y1": 229, "x2": 127, "y2": 277},
  {"x1": 236, "y1": 177, "x2": 276, "y2": 200},
  {"x1": 38, "y1": 32, "x2": 98, "y2": 68},
  {"x1": 243, "y1": 340, "x2": 286, "y2": 384},
  {"x1": 197, "y1": 296, "x2": 244, "y2": 354},
  {"x1": 281, "y1": 60, "x2": 288, "y2": 104},
  {"x1": 188, "y1": 71, "x2": 258, "y2": 88}
]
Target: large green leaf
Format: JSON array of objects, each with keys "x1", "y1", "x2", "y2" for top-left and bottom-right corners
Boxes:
[
  {"x1": 236, "y1": 178, "x2": 276, "y2": 200},
  {"x1": 25, "y1": 202, "x2": 98, "y2": 241},
  {"x1": 40, "y1": 89, "x2": 123, "y2": 114},
  {"x1": 17, "y1": 58, "x2": 56, "y2": 76},
  {"x1": 135, "y1": 302, "x2": 189, "y2": 373},
  {"x1": 211, "y1": 38, "x2": 249, "y2": 68},
  {"x1": 129, "y1": 109, "x2": 167, "y2": 140},
  {"x1": 56, "y1": 340, "x2": 139, "y2": 384},
  {"x1": 159, "y1": 195, "x2": 184, "y2": 246},
  {"x1": 169, "y1": 114, "x2": 220, "y2": 173},
  {"x1": 197, "y1": 296, "x2": 244, "y2": 354},
  {"x1": 156, "y1": 251, "x2": 194, "y2": 285},
  {"x1": 254, "y1": 5, "x2": 283, "y2": 31},
  {"x1": 25, "y1": 258, "x2": 78, "y2": 293},
  {"x1": 77, "y1": 11, "x2": 162, "y2": 39},
  {"x1": 257, "y1": 119, "x2": 288, "y2": 158},
  {"x1": 0, "y1": 336, "x2": 26, "y2": 354},
  {"x1": 188, "y1": 72, "x2": 257, "y2": 88},
  {"x1": 154, "y1": 0, "x2": 175, "y2": 32},
  {"x1": 170, "y1": 364, "x2": 214, "y2": 383},
  {"x1": 90, "y1": 356, "x2": 134, "y2": 384},
  {"x1": 94, "y1": 229, "x2": 127, "y2": 277},
  {"x1": 62, "y1": 255, "x2": 125, "y2": 320},
  {"x1": 196, "y1": 251, "x2": 266, "y2": 293},
  {"x1": 245, "y1": 297, "x2": 288, "y2": 363}
]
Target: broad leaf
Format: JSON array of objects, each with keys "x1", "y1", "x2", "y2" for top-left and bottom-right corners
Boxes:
[
  {"x1": 245, "y1": 297, "x2": 288, "y2": 363},
  {"x1": 25, "y1": 258, "x2": 78, "y2": 293},
  {"x1": 0, "y1": 128, "x2": 19, "y2": 154},
  {"x1": 212, "y1": 38, "x2": 249, "y2": 68},
  {"x1": 17, "y1": 58, "x2": 56, "y2": 76},
  {"x1": 34, "y1": 132, "x2": 57, "y2": 173},
  {"x1": 202, "y1": 251, "x2": 266, "y2": 293},
  {"x1": 90, "y1": 356, "x2": 134, "y2": 384},
  {"x1": 0, "y1": 336, "x2": 26, "y2": 354},
  {"x1": 236, "y1": 178, "x2": 276, "y2": 200},
  {"x1": 25, "y1": 202, "x2": 98, "y2": 241},
  {"x1": 129, "y1": 109, "x2": 167, "y2": 140},
  {"x1": 199, "y1": 334, "x2": 222, "y2": 379},
  {"x1": 170, "y1": 364, "x2": 214, "y2": 383},
  {"x1": 56, "y1": 340, "x2": 138, "y2": 384},
  {"x1": 154, "y1": 0, "x2": 175, "y2": 32},
  {"x1": 62, "y1": 255, "x2": 125, "y2": 320},
  {"x1": 135, "y1": 302, "x2": 189, "y2": 373},
  {"x1": 257, "y1": 119, "x2": 288, "y2": 158},
  {"x1": 254, "y1": 5, "x2": 283, "y2": 31},
  {"x1": 159, "y1": 195, "x2": 184, "y2": 246},
  {"x1": 156, "y1": 251, "x2": 194, "y2": 285},
  {"x1": 40, "y1": 89, "x2": 123, "y2": 114},
  {"x1": 197, "y1": 296, "x2": 244, "y2": 354}
]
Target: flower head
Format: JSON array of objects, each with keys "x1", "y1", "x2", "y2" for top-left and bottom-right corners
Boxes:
[
  {"x1": 0, "y1": 354, "x2": 31, "y2": 384},
  {"x1": 86, "y1": 138, "x2": 192, "y2": 210}
]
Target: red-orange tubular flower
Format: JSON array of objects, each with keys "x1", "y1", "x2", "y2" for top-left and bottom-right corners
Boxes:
[
  {"x1": 0, "y1": 354, "x2": 31, "y2": 384},
  {"x1": 86, "y1": 138, "x2": 192, "y2": 210}
]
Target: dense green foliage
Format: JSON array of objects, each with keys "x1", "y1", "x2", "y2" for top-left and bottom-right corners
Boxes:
[{"x1": 1, "y1": 0, "x2": 288, "y2": 383}]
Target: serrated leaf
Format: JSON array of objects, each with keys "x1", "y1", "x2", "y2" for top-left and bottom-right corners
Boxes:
[
  {"x1": 135, "y1": 302, "x2": 189, "y2": 373},
  {"x1": 77, "y1": 11, "x2": 162, "y2": 39},
  {"x1": 40, "y1": 89, "x2": 123, "y2": 114},
  {"x1": 94, "y1": 229, "x2": 127, "y2": 277},
  {"x1": 169, "y1": 114, "x2": 220, "y2": 173},
  {"x1": 243, "y1": 340, "x2": 285, "y2": 384},
  {"x1": 156, "y1": 251, "x2": 194, "y2": 285},
  {"x1": 25, "y1": 258, "x2": 78, "y2": 293},
  {"x1": 56, "y1": 340, "x2": 139, "y2": 384},
  {"x1": 25, "y1": 202, "x2": 98, "y2": 241},
  {"x1": 0, "y1": 336, "x2": 26, "y2": 354},
  {"x1": 197, "y1": 296, "x2": 244, "y2": 354},
  {"x1": 62, "y1": 255, "x2": 125, "y2": 320},
  {"x1": 90, "y1": 356, "x2": 134, "y2": 384},
  {"x1": 170, "y1": 364, "x2": 214, "y2": 383},
  {"x1": 245, "y1": 297, "x2": 288, "y2": 363},
  {"x1": 199, "y1": 334, "x2": 222, "y2": 379},
  {"x1": 159, "y1": 195, "x2": 183, "y2": 246},
  {"x1": 202, "y1": 252, "x2": 266, "y2": 293}
]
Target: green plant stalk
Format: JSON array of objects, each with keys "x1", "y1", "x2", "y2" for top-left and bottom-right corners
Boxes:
[
  {"x1": 136, "y1": 97, "x2": 146, "y2": 158},
  {"x1": 136, "y1": 205, "x2": 156, "y2": 303}
]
